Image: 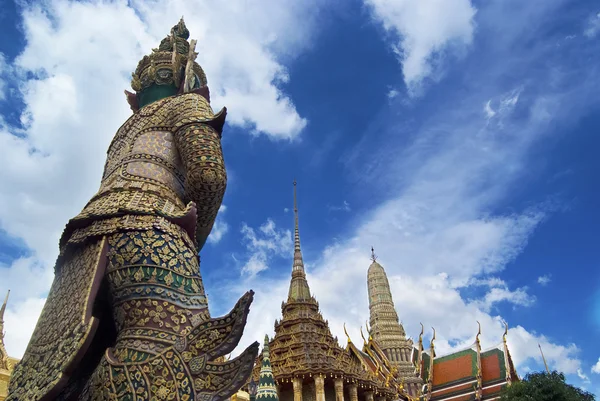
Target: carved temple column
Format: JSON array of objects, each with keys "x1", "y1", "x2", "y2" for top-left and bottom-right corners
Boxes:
[
  {"x1": 348, "y1": 383, "x2": 358, "y2": 401},
  {"x1": 364, "y1": 390, "x2": 374, "y2": 401},
  {"x1": 293, "y1": 378, "x2": 303, "y2": 401},
  {"x1": 334, "y1": 378, "x2": 344, "y2": 401},
  {"x1": 314, "y1": 375, "x2": 326, "y2": 401}
]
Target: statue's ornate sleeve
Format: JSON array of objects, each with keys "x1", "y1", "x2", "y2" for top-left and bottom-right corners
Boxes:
[{"x1": 174, "y1": 121, "x2": 227, "y2": 251}]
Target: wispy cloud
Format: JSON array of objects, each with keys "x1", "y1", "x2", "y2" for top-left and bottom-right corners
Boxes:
[
  {"x1": 577, "y1": 368, "x2": 591, "y2": 383},
  {"x1": 584, "y1": 12, "x2": 600, "y2": 38},
  {"x1": 207, "y1": 205, "x2": 229, "y2": 245},
  {"x1": 240, "y1": 219, "x2": 292, "y2": 276},
  {"x1": 363, "y1": 0, "x2": 476, "y2": 93},
  {"x1": 328, "y1": 200, "x2": 351, "y2": 213},
  {"x1": 0, "y1": 53, "x2": 9, "y2": 101},
  {"x1": 537, "y1": 274, "x2": 551, "y2": 286},
  {"x1": 592, "y1": 357, "x2": 600, "y2": 374}
]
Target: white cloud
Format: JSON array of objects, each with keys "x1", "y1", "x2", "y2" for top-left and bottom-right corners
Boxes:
[
  {"x1": 3, "y1": 297, "x2": 47, "y2": 358},
  {"x1": 537, "y1": 274, "x2": 551, "y2": 286},
  {"x1": 364, "y1": 0, "x2": 476, "y2": 93},
  {"x1": 328, "y1": 200, "x2": 351, "y2": 212},
  {"x1": 584, "y1": 12, "x2": 600, "y2": 38},
  {"x1": 240, "y1": 219, "x2": 292, "y2": 276},
  {"x1": 484, "y1": 100, "x2": 496, "y2": 118},
  {"x1": 577, "y1": 368, "x2": 591, "y2": 383},
  {"x1": 207, "y1": 205, "x2": 229, "y2": 245},
  {"x1": 0, "y1": 53, "x2": 9, "y2": 101},
  {"x1": 475, "y1": 286, "x2": 535, "y2": 313},
  {"x1": 0, "y1": 0, "x2": 320, "y2": 358},
  {"x1": 592, "y1": 358, "x2": 600, "y2": 374},
  {"x1": 387, "y1": 88, "x2": 399, "y2": 99}
]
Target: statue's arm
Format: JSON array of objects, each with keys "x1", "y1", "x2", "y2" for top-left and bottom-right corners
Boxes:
[{"x1": 174, "y1": 123, "x2": 227, "y2": 251}]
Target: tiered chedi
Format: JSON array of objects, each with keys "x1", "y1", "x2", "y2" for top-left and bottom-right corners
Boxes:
[
  {"x1": 367, "y1": 252, "x2": 423, "y2": 396},
  {"x1": 366, "y1": 252, "x2": 519, "y2": 400},
  {"x1": 257, "y1": 335, "x2": 279, "y2": 401}
]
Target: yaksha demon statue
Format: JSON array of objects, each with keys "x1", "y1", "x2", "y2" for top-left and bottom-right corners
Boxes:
[{"x1": 8, "y1": 19, "x2": 258, "y2": 401}]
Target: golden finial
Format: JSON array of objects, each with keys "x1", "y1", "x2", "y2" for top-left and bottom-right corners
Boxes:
[
  {"x1": 344, "y1": 323, "x2": 352, "y2": 344},
  {"x1": 538, "y1": 343, "x2": 550, "y2": 373},
  {"x1": 0, "y1": 290, "x2": 9, "y2": 322},
  {"x1": 360, "y1": 326, "x2": 368, "y2": 345},
  {"x1": 476, "y1": 321, "x2": 481, "y2": 344},
  {"x1": 431, "y1": 327, "x2": 436, "y2": 345},
  {"x1": 503, "y1": 321, "x2": 508, "y2": 343},
  {"x1": 418, "y1": 322, "x2": 424, "y2": 341},
  {"x1": 365, "y1": 320, "x2": 373, "y2": 341}
]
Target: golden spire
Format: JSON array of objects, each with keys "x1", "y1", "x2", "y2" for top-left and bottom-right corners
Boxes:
[
  {"x1": 0, "y1": 290, "x2": 8, "y2": 321},
  {"x1": 292, "y1": 180, "x2": 304, "y2": 273},
  {"x1": 502, "y1": 321, "x2": 513, "y2": 385},
  {"x1": 0, "y1": 290, "x2": 9, "y2": 337},
  {"x1": 538, "y1": 343, "x2": 550, "y2": 373},
  {"x1": 287, "y1": 181, "x2": 311, "y2": 302}
]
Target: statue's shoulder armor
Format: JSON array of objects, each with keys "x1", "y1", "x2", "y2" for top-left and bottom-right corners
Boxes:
[{"x1": 106, "y1": 93, "x2": 212, "y2": 151}]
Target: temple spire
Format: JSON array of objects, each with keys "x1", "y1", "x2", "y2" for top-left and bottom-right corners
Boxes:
[
  {"x1": 292, "y1": 180, "x2": 304, "y2": 273},
  {"x1": 0, "y1": 290, "x2": 9, "y2": 338},
  {"x1": 287, "y1": 181, "x2": 311, "y2": 302}
]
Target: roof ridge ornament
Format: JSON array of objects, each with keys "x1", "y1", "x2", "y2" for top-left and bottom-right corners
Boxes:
[{"x1": 344, "y1": 323, "x2": 352, "y2": 344}]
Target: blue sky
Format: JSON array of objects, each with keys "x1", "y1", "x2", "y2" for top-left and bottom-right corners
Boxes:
[{"x1": 0, "y1": 0, "x2": 599, "y2": 395}]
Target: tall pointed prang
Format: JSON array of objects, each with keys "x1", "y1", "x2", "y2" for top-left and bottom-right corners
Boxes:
[{"x1": 287, "y1": 181, "x2": 311, "y2": 302}]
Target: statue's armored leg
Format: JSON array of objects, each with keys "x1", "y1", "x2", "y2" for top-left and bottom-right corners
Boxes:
[{"x1": 82, "y1": 226, "x2": 257, "y2": 400}]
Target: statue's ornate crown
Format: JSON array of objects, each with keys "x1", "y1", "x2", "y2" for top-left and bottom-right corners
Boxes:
[{"x1": 131, "y1": 18, "x2": 207, "y2": 93}]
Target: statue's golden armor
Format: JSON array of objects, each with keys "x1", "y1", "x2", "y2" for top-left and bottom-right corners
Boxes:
[{"x1": 7, "y1": 20, "x2": 258, "y2": 401}]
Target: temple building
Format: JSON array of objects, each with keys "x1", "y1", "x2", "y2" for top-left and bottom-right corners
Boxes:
[
  {"x1": 413, "y1": 324, "x2": 518, "y2": 401},
  {"x1": 251, "y1": 182, "x2": 405, "y2": 401},
  {"x1": 367, "y1": 253, "x2": 423, "y2": 396},
  {"x1": 0, "y1": 292, "x2": 19, "y2": 401},
  {"x1": 366, "y1": 254, "x2": 519, "y2": 400}
]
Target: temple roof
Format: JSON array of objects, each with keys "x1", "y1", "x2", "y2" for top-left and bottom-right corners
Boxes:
[{"x1": 416, "y1": 326, "x2": 519, "y2": 401}]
